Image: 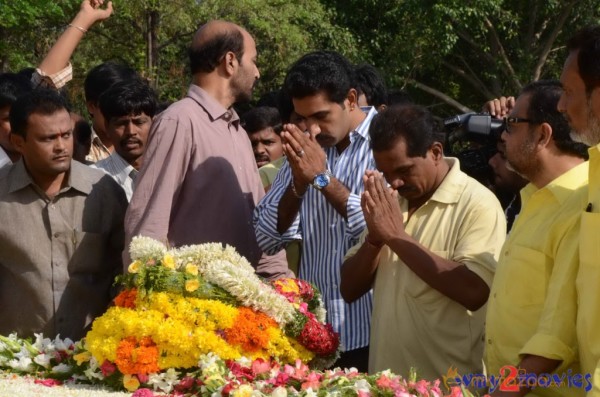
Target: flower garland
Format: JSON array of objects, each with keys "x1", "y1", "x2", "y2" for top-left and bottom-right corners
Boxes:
[{"x1": 0, "y1": 336, "x2": 482, "y2": 397}]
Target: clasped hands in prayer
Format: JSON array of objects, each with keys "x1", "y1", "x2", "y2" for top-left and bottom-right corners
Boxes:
[
  {"x1": 361, "y1": 170, "x2": 406, "y2": 247},
  {"x1": 281, "y1": 123, "x2": 327, "y2": 196}
]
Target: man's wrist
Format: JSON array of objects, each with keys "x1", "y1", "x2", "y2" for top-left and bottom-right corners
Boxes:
[
  {"x1": 290, "y1": 180, "x2": 308, "y2": 199},
  {"x1": 365, "y1": 234, "x2": 384, "y2": 249}
]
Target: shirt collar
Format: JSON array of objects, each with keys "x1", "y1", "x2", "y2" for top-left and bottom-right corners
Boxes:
[
  {"x1": 350, "y1": 106, "x2": 377, "y2": 142},
  {"x1": 107, "y1": 152, "x2": 136, "y2": 186},
  {"x1": 8, "y1": 159, "x2": 93, "y2": 196},
  {"x1": 0, "y1": 145, "x2": 12, "y2": 168},
  {"x1": 520, "y1": 161, "x2": 589, "y2": 206},
  {"x1": 186, "y1": 84, "x2": 240, "y2": 128},
  {"x1": 428, "y1": 157, "x2": 467, "y2": 204}
]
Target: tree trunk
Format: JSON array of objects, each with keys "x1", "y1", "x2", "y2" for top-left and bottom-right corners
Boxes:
[{"x1": 146, "y1": 9, "x2": 160, "y2": 88}]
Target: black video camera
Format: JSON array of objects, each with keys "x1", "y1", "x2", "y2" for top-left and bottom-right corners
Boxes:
[
  {"x1": 443, "y1": 112, "x2": 505, "y2": 145},
  {"x1": 442, "y1": 112, "x2": 506, "y2": 185}
]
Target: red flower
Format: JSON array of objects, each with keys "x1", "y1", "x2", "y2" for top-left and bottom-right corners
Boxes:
[
  {"x1": 132, "y1": 388, "x2": 156, "y2": 397},
  {"x1": 100, "y1": 360, "x2": 117, "y2": 377},
  {"x1": 298, "y1": 318, "x2": 339, "y2": 356},
  {"x1": 175, "y1": 376, "x2": 195, "y2": 391},
  {"x1": 251, "y1": 358, "x2": 272, "y2": 376},
  {"x1": 296, "y1": 280, "x2": 314, "y2": 301},
  {"x1": 228, "y1": 361, "x2": 255, "y2": 381},
  {"x1": 34, "y1": 378, "x2": 63, "y2": 387}
]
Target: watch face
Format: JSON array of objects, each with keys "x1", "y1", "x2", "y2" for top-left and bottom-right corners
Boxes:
[{"x1": 314, "y1": 173, "x2": 330, "y2": 188}]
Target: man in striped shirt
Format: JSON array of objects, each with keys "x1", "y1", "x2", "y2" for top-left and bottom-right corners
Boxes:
[{"x1": 254, "y1": 52, "x2": 377, "y2": 371}]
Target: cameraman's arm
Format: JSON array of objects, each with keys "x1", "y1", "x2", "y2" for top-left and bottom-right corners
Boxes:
[{"x1": 483, "y1": 96, "x2": 515, "y2": 118}]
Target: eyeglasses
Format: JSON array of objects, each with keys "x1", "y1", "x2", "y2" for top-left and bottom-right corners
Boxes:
[{"x1": 503, "y1": 116, "x2": 534, "y2": 133}]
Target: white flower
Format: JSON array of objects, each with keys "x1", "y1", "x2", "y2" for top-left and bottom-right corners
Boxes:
[
  {"x1": 51, "y1": 363, "x2": 72, "y2": 374},
  {"x1": 314, "y1": 306, "x2": 327, "y2": 323},
  {"x1": 130, "y1": 236, "x2": 167, "y2": 261},
  {"x1": 303, "y1": 387, "x2": 318, "y2": 397},
  {"x1": 148, "y1": 368, "x2": 180, "y2": 393},
  {"x1": 271, "y1": 386, "x2": 288, "y2": 397},
  {"x1": 33, "y1": 353, "x2": 51, "y2": 368},
  {"x1": 32, "y1": 333, "x2": 54, "y2": 352},
  {"x1": 203, "y1": 260, "x2": 296, "y2": 325},
  {"x1": 354, "y1": 379, "x2": 371, "y2": 393},
  {"x1": 235, "y1": 356, "x2": 252, "y2": 367},
  {"x1": 53, "y1": 334, "x2": 74, "y2": 351},
  {"x1": 7, "y1": 356, "x2": 33, "y2": 372},
  {"x1": 199, "y1": 353, "x2": 221, "y2": 371}
]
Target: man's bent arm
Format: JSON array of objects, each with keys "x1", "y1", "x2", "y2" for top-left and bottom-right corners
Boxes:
[
  {"x1": 340, "y1": 236, "x2": 382, "y2": 302},
  {"x1": 254, "y1": 163, "x2": 302, "y2": 255},
  {"x1": 387, "y1": 234, "x2": 490, "y2": 311}
]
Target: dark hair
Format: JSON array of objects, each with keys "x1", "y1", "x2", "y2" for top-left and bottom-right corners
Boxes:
[
  {"x1": 355, "y1": 64, "x2": 387, "y2": 108},
  {"x1": 99, "y1": 79, "x2": 159, "y2": 122},
  {"x1": 256, "y1": 90, "x2": 295, "y2": 123},
  {"x1": 84, "y1": 62, "x2": 137, "y2": 103},
  {"x1": 241, "y1": 106, "x2": 282, "y2": 135},
  {"x1": 369, "y1": 104, "x2": 444, "y2": 156},
  {"x1": 0, "y1": 73, "x2": 33, "y2": 108},
  {"x1": 567, "y1": 26, "x2": 600, "y2": 94},
  {"x1": 9, "y1": 88, "x2": 70, "y2": 138},
  {"x1": 189, "y1": 29, "x2": 245, "y2": 74},
  {"x1": 387, "y1": 89, "x2": 413, "y2": 106},
  {"x1": 520, "y1": 80, "x2": 588, "y2": 159},
  {"x1": 284, "y1": 51, "x2": 355, "y2": 105}
]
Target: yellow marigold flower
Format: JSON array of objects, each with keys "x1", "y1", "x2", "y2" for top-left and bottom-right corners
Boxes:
[
  {"x1": 185, "y1": 279, "x2": 200, "y2": 292},
  {"x1": 128, "y1": 260, "x2": 142, "y2": 274},
  {"x1": 233, "y1": 384, "x2": 254, "y2": 397},
  {"x1": 276, "y1": 278, "x2": 300, "y2": 294},
  {"x1": 185, "y1": 263, "x2": 199, "y2": 276},
  {"x1": 162, "y1": 254, "x2": 176, "y2": 269},
  {"x1": 73, "y1": 351, "x2": 91, "y2": 366},
  {"x1": 123, "y1": 374, "x2": 140, "y2": 392}
]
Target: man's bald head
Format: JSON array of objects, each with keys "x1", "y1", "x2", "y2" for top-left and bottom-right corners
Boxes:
[{"x1": 189, "y1": 20, "x2": 246, "y2": 74}]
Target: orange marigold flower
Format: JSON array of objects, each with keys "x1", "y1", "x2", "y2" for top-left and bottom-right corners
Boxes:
[
  {"x1": 114, "y1": 289, "x2": 138, "y2": 309},
  {"x1": 224, "y1": 308, "x2": 277, "y2": 352},
  {"x1": 115, "y1": 336, "x2": 160, "y2": 375}
]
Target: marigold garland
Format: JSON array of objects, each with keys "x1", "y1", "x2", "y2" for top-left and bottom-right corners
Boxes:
[
  {"x1": 224, "y1": 308, "x2": 277, "y2": 352},
  {"x1": 114, "y1": 289, "x2": 137, "y2": 309},
  {"x1": 115, "y1": 337, "x2": 160, "y2": 375}
]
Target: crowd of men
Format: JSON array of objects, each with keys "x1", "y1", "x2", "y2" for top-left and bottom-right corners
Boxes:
[{"x1": 2, "y1": 1, "x2": 600, "y2": 396}]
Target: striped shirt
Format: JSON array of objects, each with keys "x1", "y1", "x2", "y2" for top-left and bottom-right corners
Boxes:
[
  {"x1": 254, "y1": 107, "x2": 377, "y2": 351},
  {"x1": 91, "y1": 152, "x2": 137, "y2": 201}
]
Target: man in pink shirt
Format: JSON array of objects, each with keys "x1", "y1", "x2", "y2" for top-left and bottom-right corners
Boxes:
[{"x1": 125, "y1": 21, "x2": 290, "y2": 279}]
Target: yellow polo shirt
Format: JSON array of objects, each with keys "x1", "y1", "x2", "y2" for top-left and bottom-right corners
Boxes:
[
  {"x1": 486, "y1": 161, "x2": 588, "y2": 397},
  {"x1": 259, "y1": 156, "x2": 286, "y2": 191},
  {"x1": 578, "y1": 145, "x2": 600, "y2": 397},
  {"x1": 346, "y1": 158, "x2": 506, "y2": 380}
]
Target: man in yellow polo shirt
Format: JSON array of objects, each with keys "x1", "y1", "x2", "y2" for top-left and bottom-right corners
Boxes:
[
  {"x1": 485, "y1": 80, "x2": 588, "y2": 397},
  {"x1": 558, "y1": 26, "x2": 600, "y2": 397},
  {"x1": 341, "y1": 103, "x2": 505, "y2": 380}
]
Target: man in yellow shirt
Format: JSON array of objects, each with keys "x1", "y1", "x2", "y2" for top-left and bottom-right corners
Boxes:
[
  {"x1": 558, "y1": 26, "x2": 600, "y2": 397},
  {"x1": 485, "y1": 80, "x2": 588, "y2": 397},
  {"x1": 341, "y1": 103, "x2": 506, "y2": 380}
]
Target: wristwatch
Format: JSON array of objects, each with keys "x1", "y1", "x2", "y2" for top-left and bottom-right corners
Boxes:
[{"x1": 311, "y1": 170, "x2": 333, "y2": 190}]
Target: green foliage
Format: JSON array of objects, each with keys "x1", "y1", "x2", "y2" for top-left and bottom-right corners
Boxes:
[
  {"x1": 324, "y1": 0, "x2": 600, "y2": 114},
  {"x1": 3, "y1": 0, "x2": 600, "y2": 116}
]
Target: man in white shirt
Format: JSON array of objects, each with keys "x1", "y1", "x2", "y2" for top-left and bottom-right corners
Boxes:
[{"x1": 91, "y1": 79, "x2": 158, "y2": 201}]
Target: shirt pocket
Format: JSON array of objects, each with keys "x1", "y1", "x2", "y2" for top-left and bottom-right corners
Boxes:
[
  {"x1": 502, "y1": 245, "x2": 547, "y2": 307},
  {"x1": 404, "y1": 250, "x2": 449, "y2": 305}
]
